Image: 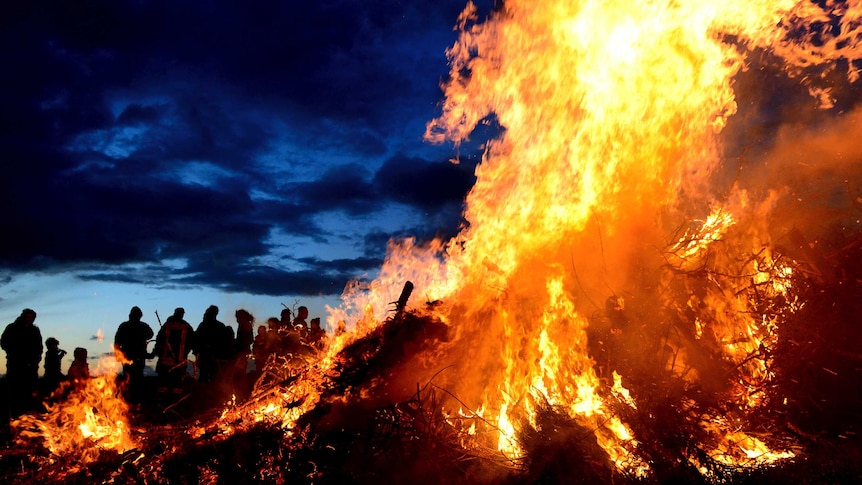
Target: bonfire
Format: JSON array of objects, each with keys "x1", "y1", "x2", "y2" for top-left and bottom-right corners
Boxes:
[{"x1": 3, "y1": 1, "x2": 862, "y2": 483}]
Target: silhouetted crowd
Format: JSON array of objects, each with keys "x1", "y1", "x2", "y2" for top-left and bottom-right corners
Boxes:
[{"x1": 2, "y1": 304, "x2": 333, "y2": 420}]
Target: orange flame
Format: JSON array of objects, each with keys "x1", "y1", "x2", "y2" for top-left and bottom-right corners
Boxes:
[
  {"x1": 329, "y1": 0, "x2": 862, "y2": 477},
  {"x1": 13, "y1": 374, "x2": 137, "y2": 464},
  {"x1": 15, "y1": 1, "x2": 862, "y2": 477}
]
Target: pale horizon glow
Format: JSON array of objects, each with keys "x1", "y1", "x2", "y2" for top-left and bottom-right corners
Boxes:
[{"x1": 0, "y1": 272, "x2": 340, "y2": 376}]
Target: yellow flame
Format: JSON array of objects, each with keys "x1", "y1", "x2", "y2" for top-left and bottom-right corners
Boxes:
[
  {"x1": 611, "y1": 371, "x2": 637, "y2": 410},
  {"x1": 329, "y1": 0, "x2": 862, "y2": 476},
  {"x1": 14, "y1": 375, "x2": 137, "y2": 462},
  {"x1": 22, "y1": 0, "x2": 860, "y2": 476}
]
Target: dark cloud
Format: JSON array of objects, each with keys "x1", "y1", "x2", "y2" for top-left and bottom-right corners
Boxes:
[
  {"x1": 0, "y1": 0, "x2": 466, "y2": 126},
  {"x1": 182, "y1": 263, "x2": 349, "y2": 297},
  {"x1": 116, "y1": 104, "x2": 161, "y2": 126},
  {"x1": 286, "y1": 155, "x2": 477, "y2": 218},
  {"x1": 297, "y1": 256, "x2": 382, "y2": 274},
  {"x1": 362, "y1": 230, "x2": 400, "y2": 255},
  {"x1": 0, "y1": 0, "x2": 477, "y2": 297},
  {"x1": 292, "y1": 164, "x2": 378, "y2": 215},
  {"x1": 374, "y1": 155, "x2": 475, "y2": 210},
  {"x1": 0, "y1": 172, "x2": 267, "y2": 266}
]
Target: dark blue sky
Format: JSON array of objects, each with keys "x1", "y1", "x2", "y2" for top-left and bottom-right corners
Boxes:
[
  {"x1": 0, "y1": 0, "x2": 489, "y2": 299},
  {"x1": 4, "y1": 1, "x2": 861, "y2": 375},
  {"x1": 0, "y1": 1, "x2": 500, "y2": 368}
]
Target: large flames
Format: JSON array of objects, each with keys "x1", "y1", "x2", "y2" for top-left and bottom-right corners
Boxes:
[
  {"x1": 329, "y1": 0, "x2": 862, "y2": 479},
  {"x1": 8, "y1": 1, "x2": 862, "y2": 482}
]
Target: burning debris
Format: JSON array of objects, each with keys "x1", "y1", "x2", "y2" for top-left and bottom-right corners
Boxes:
[{"x1": 4, "y1": 0, "x2": 862, "y2": 483}]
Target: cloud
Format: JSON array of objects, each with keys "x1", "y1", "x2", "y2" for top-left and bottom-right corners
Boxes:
[
  {"x1": 291, "y1": 164, "x2": 378, "y2": 215},
  {"x1": 182, "y1": 262, "x2": 354, "y2": 297},
  {"x1": 116, "y1": 104, "x2": 162, "y2": 126},
  {"x1": 0, "y1": 1, "x2": 478, "y2": 298},
  {"x1": 375, "y1": 154, "x2": 476, "y2": 210}
]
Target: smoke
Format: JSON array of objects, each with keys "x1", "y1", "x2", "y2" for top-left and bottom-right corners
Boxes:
[
  {"x1": 756, "y1": 103, "x2": 862, "y2": 182},
  {"x1": 763, "y1": 105, "x2": 862, "y2": 231}
]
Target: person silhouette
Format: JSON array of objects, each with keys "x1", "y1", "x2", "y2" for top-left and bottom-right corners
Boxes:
[
  {"x1": 292, "y1": 306, "x2": 309, "y2": 336},
  {"x1": 194, "y1": 305, "x2": 233, "y2": 383},
  {"x1": 67, "y1": 347, "x2": 90, "y2": 383},
  {"x1": 1, "y1": 309, "x2": 43, "y2": 414},
  {"x1": 308, "y1": 318, "x2": 326, "y2": 351},
  {"x1": 253, "y1": 325, "x2": 269, "y2": 371},
  {"x1": 152, "y1": 308, "x2": 195, "y2": 396},
  {"x1": 235, "y1": 309, "x2": 254, "y2": 350},
  {"x1": 43, "y1": 337, "x2": 66, "y2": 393},
  {"x1": 279, "y1": 308, "x2": 292, "y2": 336},
  {"x1": 232, "y1": 309, "x2": 255, "y2": 397},
  {"x1": 114, "y1": 306, "x2": 154, "y2": 402}
]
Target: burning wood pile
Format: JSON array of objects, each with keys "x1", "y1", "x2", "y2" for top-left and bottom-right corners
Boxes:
[
  {"x1": 2, "y1": 231, "x2": 862, "y2": 485},
  {"x1": 5, "y1": 1, "x2": 862, "y2": 483}
]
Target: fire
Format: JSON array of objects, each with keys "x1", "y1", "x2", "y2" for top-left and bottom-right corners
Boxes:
[
  {"x1": 13, "y1": 374, "x2": 137, "y2": 465},
  {"x1": 327, "y1": 0, "x2": 862, "y2": 479},
  {"x1": 8, "y1": 1, "x2": 862, "y2": 481}
]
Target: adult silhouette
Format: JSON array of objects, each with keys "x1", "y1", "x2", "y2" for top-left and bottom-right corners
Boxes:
[
  {"x1": 194, "y1": 305, "x2": 233, "y2": 383},
  {"x1": 152, "y1": 308, "x2": 194, "y2": 396},
  {"x1": 114, "y1": 306, "x2": 154, "y2": 401},
  {"x1": 1, "y1": 309, "x2": 43, "y2": 414}
]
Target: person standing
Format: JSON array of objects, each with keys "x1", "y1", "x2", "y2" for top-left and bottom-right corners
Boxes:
[
  {"x1": 152, "y1": 308, "x2": 195, "y2": 396},
  {"x1": 292, "y1": 306, "x2": 309, "y2": 337},
  {"x1": 233, "y1": 309, "x2": 255, "y2": 396},
  {"x1": 194, "y1": 305, "x2": 234, "y2": 383},
  {"x1": 279, "y1": 308, "x2": 291, "y2": 332},
  {"x1": 253, "y1": 325, "x2": 269, "y2": 372},
  {"x1": 114, "y1": 306, "x2": 154, "y2": 402},
  {"x1": 1, "y1": 309, "x2": 43, "y2": 415},
  {"x1": 43, "y1": 337, "x2": 66, "y2": 393},
  {"x1": 234, "y1": 309, "x2": 254, "y2": 367}
]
